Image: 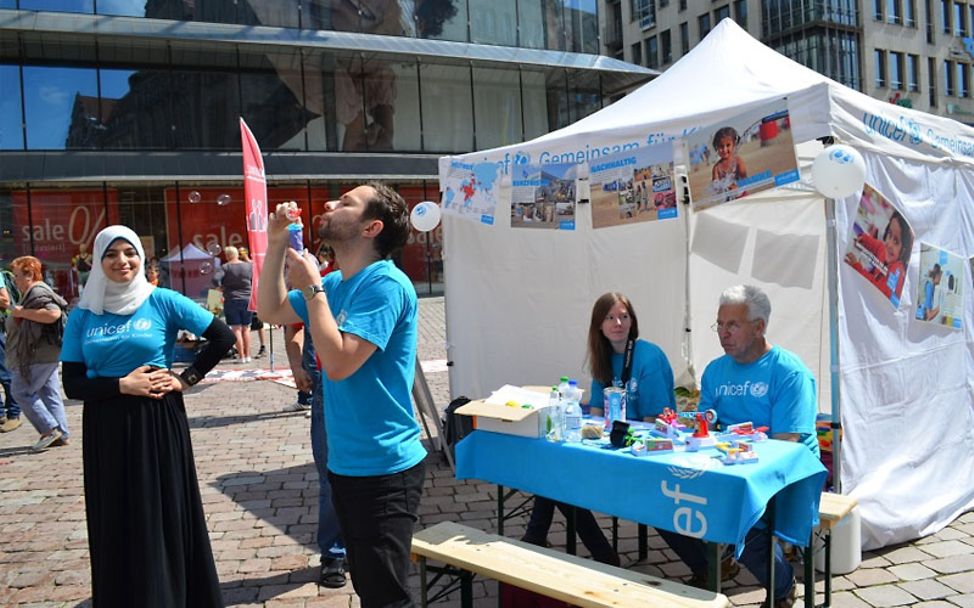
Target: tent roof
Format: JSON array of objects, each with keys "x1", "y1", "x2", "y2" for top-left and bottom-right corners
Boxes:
[{"x1": 161, "y1": 243, "x2": 213, "y2": 262}]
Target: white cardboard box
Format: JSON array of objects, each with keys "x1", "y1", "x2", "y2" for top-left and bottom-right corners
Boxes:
[{"x1": 455, "y1": 399, "x2": 552, "y2": 438}]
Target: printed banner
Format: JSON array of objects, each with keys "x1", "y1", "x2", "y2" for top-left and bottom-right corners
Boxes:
[
  {"x1": 241, "y1": 118, "x2": 268, "y2": 312},
  {"x1": 589, "y1": 143, "x2": 678, "y2": 229},
  {"x1": 510, "y1": 163, "x2": 577, "y2": 230},
  {"x1": 914, "y1": 244, "x2": 965, "y2": 329},
  {"x1": 687, "y1": 98, "x2": 800, "y2": 210},
  {"x1": 441, "y1": 160, "x2": 500, "y2": 226},
  {"x1": 843, "y1": 183, "x2": 915, "y2": 309}
]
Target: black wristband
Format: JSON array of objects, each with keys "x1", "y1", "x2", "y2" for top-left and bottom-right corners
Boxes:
[{"x1": 180, "y1": 366, "x2": 203, "y2": 387}]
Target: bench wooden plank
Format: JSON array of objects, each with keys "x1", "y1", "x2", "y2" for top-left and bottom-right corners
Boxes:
[
  {"x1": 413, "y1": 521, "x2": 729, "y2": 608},
  {"x1": 818, "y1": 492, "x2": 857, "y2": 530}
]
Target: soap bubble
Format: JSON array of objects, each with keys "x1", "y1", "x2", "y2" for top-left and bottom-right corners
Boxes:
[
  {"x1": 216, "y1": 193, "x2": 232, "y2": 206},
  {"x1": 199, "y1": 261, "x2": 213, "y2": 275},
  {"x1": 188, "y1": 190, "x2": 201, "y2": 204},
  {"x1": 206, "y1": 242, "x2": 223, "y2": 256}
]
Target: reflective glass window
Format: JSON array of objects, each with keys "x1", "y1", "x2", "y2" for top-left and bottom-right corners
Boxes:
[
  {"x1": 334, "y1": 55, "x2": 422, "y2": 152},
  {"x1": 472, "y1": 67, "x2": 523, "y2": 150},
  {"x1": 420, "y1": 63, "x2": 473, "y2": 152},
  {"x1": 23, "y1": 65, "x2": 99, "y2": 150},
  {"x1": 470, "y1": 0, "x2": 518, "y2": 46},
  {"x1": 907, "y1": 54, "x2": 920, "y2": 91},
  {"x1": 0, "y1": 187, "x2": 20, "y2": 265},
  {"x1": 115, "y1": 186, "x2": 171, "y2": 286},
  {"x1": 19, "y1": 0, "x2": 93, "y2": 12},
  {"x1": 522, "y1": 69, "x2": 549, "y2": 140},
  {"x1": 98, "y1": 68, "x2": 173, "y2": 149},
  {"x1": 0, "y1": 0, "x2": 14, "y2": 8},
  {"x1": 302, "y1": 51, "x2": 337, "y2": 151},
  {"x1": 303, "y1": 0, "x2": 416, "y2": 35},
  {"x1": 240, "y1": 50, "x2": 307, "y2": 151},
  {"x1": 412, "y1": 0, "x2": 467, "y2": 41},
  {"x1": 170, "y1": 69, "x2": 241, "y2": 149},
  {"x1": 568, "y1": 0, "x2": 600, "y2": 54},
  {"x1": 546, "y1": 68, "x2": 570, "y2": 130},
  {"x1": 569, "y1": 69, "x2": 601, "y2": 123},
  {"x1": 0, "y1": 65, "x2": 23, "y2": 150},
  {"x1": 96, "y1": 0, "x2": 149, "y2": 16},
  {"x1": 519, "y1": 0, "x2": 546, "y2": 48}
]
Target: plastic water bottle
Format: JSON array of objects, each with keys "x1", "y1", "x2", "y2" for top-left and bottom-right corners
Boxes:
[
  {"x1": 557, "y1": 376, "x2": 570, "y2": 400},
  {"x1": 564, "y1": 379, "x2": 583, "y2": 443},
  {"x1": 546, "y1": 386, "x2": 562, "y2": 442}
]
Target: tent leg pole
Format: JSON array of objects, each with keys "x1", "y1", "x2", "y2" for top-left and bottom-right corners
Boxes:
[{"x1": 825, "y1": 196, "x2": 842, "y2": 493}]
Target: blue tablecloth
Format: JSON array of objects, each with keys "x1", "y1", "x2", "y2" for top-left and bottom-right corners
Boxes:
[{"x1": 456, "y1": 429, "x2": 827, "y2": 549}]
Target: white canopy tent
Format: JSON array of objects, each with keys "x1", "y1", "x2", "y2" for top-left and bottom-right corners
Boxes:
[{"x1": 438, "y1": 19, "x2": 974, "y2": 551}]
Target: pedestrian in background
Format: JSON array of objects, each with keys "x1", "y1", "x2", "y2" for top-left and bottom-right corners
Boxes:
[{"x1": 0, "y1": 267, "x2": 21, "y2": 433}]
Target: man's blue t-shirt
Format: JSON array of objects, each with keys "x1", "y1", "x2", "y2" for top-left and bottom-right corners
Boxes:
[
  {"x1": 699, "y1": 345, "x2": 819, "y2": 457},
  {"x1": 60, "y1": 288, "x2": 214, "y2": 376},
  {"x1": 589, "y1": 339, "x2": 675, "y2": 420},
  {"x1": 289, "y1": 259, "x2": 426, "y2": 477}
]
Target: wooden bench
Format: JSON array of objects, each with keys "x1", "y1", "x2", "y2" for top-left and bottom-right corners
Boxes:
[
  {"x1": 802, "y1": 492, "x2": 858, "y2": 608},
  {"x1": 412, "y1": 521, "x2": 729, "y2": 608}
]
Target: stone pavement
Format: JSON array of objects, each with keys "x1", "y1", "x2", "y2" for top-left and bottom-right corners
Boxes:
[{"x1": 1, "y1": 296, "x2": 973, "y2": 607}]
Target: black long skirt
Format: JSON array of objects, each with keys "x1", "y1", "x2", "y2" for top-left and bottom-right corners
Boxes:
[{"x1": 83, "y1": 392, "x2": 223, "y2": 608}]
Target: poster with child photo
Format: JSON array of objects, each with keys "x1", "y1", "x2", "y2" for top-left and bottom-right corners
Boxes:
[
  {"x1": 686, "y1": 97, "x2": 800, "y2": 210},
  {"x1": 913, "y1": 244, "x2": 965, "y2": 329},
  {"x1": 843, "y1": 184, "x2": 915, "y2": 309}
]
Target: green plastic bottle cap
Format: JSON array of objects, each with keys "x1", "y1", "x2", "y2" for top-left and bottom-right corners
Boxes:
[{"x1": 560, "y1": 376, "x2": 569, "y2": 382}]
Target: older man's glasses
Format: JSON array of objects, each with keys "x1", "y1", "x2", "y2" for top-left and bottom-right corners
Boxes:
[{"x1": 710, "y1": 320, "x2": 749, "y2": 334}]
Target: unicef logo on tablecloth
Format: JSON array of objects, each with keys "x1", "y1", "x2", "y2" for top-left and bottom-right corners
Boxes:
[
  {"x1": 668, "y1": 453, "x2": 721, "y2": 479},
  {"x1": 133, "y1": 319, "x2": 152, "y2": 331},
  {"x1": 750, "y1": 382, "x2": 769, "y2": 398}
]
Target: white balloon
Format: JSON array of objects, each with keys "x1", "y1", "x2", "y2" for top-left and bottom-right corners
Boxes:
[
  {"x1": 410, "y1": 201, "x2": 442, "y2": 232},
  {"x1": 811, "y1": 144, "x2": 866, "y2": 199}
]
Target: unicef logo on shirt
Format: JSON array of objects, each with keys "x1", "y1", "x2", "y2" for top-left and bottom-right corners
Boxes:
[
  {"x1": 133, "y1": 319, "x2": 152, "y2": 331},
  {"x1": 750, "y1": 382, "x2": 769, "y2": 398}
]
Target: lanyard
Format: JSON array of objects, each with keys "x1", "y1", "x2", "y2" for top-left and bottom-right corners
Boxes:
[{"x1": 621, "y1": 338, "x2": 635, "y2": 385}]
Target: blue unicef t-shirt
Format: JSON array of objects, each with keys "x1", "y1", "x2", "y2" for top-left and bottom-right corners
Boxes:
[
  {"x1": 60, "y1": 288, "x2": 215, "y2": 376},
  {"x1": 700, "y1": 345, "x2": 819, "y2": 457},
  {"x1": 589, "y1": 339, "x2": 675, "y2": 420},
  {"x1": 288, "y1": 259, "x2": 426, "y2": 477}
]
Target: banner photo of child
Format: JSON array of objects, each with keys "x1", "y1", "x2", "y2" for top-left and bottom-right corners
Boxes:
[
  {"x1": 589, "y1": 142, "x2": 678, "y2": 229},
  {"x1": 686, "y1": 97, "x2": 800, "y2": 211},
  {"x1": 510, "y1": 163, "x2": 578, "y2": 230},
  {"x1": 914, "y1": 244, "x2": 965, "y2": 329},
  {"x1": 843, "y1": 183, "x2": 915, "y2": 309}
]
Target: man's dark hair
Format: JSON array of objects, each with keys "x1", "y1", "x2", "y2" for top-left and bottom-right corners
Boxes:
[{"x1": 362, "y1": 181, "x2": 410, "y2": 259}]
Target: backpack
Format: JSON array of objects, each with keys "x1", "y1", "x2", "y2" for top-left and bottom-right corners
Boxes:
[
  {"x1": 442, "y1": 396, "x2": 474, "y2": 458},
  {"x1": 43, "y1": 304, "x2": 68, "y2": 346}
]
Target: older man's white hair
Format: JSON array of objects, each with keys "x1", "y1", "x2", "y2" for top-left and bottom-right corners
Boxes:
[
  {"x1": 719, "y1": 284, "x2": 771, "y2": 325},
  {"x1": 224, "y1": 245, "x2": 239, "y2": 260}
]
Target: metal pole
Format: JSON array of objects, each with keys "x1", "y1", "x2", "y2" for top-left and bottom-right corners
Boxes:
[
  {"x1": 825, "y1": 197, "x2": 842, "y2": 493},
  {"x1": 268, "y1": 323, "x2": 275, "y2": 372}
]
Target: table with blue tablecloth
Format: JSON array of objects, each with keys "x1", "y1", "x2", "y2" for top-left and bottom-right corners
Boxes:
[{"x1": 455, "y1": 426, "x2": 827, "y2": 601}]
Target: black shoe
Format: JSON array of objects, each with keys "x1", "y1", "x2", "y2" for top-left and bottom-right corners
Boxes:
[
  {"x1": 256, "y1": 345, "x2": 266, "y2": 358},
  {"x1": 319, "y1": 557, "x2": 347, "y2": 588}
]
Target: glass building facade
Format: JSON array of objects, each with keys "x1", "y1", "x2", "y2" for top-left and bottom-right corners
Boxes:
[{"x1": 0, "y1": 1, "x2": 651, "y2": 300}]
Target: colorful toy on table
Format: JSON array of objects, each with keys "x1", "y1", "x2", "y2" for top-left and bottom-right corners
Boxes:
[
  {"x1": 631, "y1": 436, "x2": 676, "y2": 457},
  {"x1": 715, "y1": 439, "x2": 759, "y2": 465},
  {"x1": 685, "y1": 413, "x2": 718, "y2": 451},
  {"x1": 721, "y1": 421, "x2": 769, "y2": 442},
  {"x1": 652, "y1": 416, "x2": 686, "y2": 441}
]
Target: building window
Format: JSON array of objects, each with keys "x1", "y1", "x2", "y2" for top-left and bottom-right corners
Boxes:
[
  {"x1": 959, "y1": 62, "x2": 969, "y2": 96},
  {"x1": 699, "y1": 12, "x2": 712, "y2": 36},
  {"x1": 929, "y1": 57, "x2": 938, "y2": 106},
  {"x1": 890, "y1": 51, "x2": 904, "y2": 88},
  {"x1": 875, "y1": 0, "x2": 885, "y2": 19},
  {"x1": 632, "y1": 0, "x2": 656, "y2": 27},
  {"x1": 943, "y1": 0, "x2": 952, "y2": 33},
  {"x1": 926, "y1": 0, "x2": 936, "y2": 41},
  {"x1": 632, "y1": 41, "x2": 643, "y2": 64},
  {"x1": 907, "y1": 54, "x2": 920, "y2": 91},
  {"x1": 875, "y1": 49, "x2": 887, "y2": 87},
  {"x1": 955, "y1": 0, "x2": 967, "y2": 34},
  {"x1": 905, "y1": 0, "x2": 917, "y2": 24},
  {"x1": 715, "y1": 4, "x2": 731, "y2": 23},
  {"x1": 945, "y1": 59, "x2": 955, "y2": 96},
  {"x1": 647, "y1": 35, "x2": 659, "y2": 68},
  {"x1": 661, "y1": 0, "x2": 670, "y2": 7},
  {"x1": 734, "y1": 0, "x2": 748, "y2": 28},
  {"x1": 680, "y1": 0, "x2": 687, "y2": 11},
  {"x1": 888, "y1": 0, "x2": 902, "y2": 22},
  {"x1": 661, "y1": 29, "x2": 673, "y2": 63},
  {"x1": 680, "y1": 21, "x2": 690, "y2": 53}
]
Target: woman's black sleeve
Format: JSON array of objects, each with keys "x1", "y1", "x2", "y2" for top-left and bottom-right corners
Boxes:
[
  {"x1": 179, "y1": 317, "x2": 235, "y2": 386},
  {"x1": 61, "y1": 361, "x2": 121, "y2": 401}
]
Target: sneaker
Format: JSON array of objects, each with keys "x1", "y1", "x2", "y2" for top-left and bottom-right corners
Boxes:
[
  {"x1": 242, "y1": 356, "x2": 251, "y2": 364},
  {"x1": 304, "y1": 409, "x2": 312, "y2": 418},
  {"x1": 31, "y1": 429, "x2": 63, "y2": 452},
  {"x1": 51, "y1": 436, "x2": 71, "y2": 447},
  {"x1": 256, "y1": 345, "x2": 266, "y2": 358},
  {"x1": 286, "y1": 400, "x2": 311, "y2": 412},
  {"x1": 686, "y1": 556, "x2": 741, "y2": 588},
  {"x1": 319, "y1": 557, "x2": 348, "y2": 588},
  {"x1": 0, "y1": 417, "x2": 23, "y2": 433}
]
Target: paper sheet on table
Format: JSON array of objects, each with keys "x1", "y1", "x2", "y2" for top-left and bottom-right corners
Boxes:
[{"x1": 484, "y1": 385, "x2": 549, "y2": 409}]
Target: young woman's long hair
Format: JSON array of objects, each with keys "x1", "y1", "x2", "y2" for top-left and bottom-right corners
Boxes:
[{"x1": 586, "y1": 292, "x2": 639, "y2": 386}]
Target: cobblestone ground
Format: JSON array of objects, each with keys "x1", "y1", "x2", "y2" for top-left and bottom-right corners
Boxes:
[{"x1": 1, "y1": 296, "x2": 973, "y2": 607}]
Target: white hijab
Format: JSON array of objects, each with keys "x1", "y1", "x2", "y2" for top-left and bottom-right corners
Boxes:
[{"x1": 77, "y1": 225, "x2": 156, "y2": 316}]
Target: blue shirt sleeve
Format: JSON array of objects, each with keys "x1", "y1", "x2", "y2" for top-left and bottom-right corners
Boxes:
[
  {"x1": 770, "y1": 368, "x2": 817, "y2": 436},
  {"x1": 339, "y1": 275, "x2": 408, "y2": 350},
  {"x1": 60, "y1": 307, "x2": 86, "y2": 363},
  {"x1": 163, "y1": 289, "x2": 216, "y2": 336},
  {"x1": 288, "y1": 288, "x2": 309, "y2": 326}
]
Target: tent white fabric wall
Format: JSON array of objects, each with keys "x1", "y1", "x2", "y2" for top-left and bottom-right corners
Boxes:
[{"x1": 439, "y1": 19, "x2": 974, "y2": 551}]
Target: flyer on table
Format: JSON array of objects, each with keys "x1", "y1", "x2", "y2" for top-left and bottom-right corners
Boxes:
[
  {"x1": 510, "y1": 163, "x2": 577, "y2": 230},
  {"x1": 914, "y1": 244, "x2": 965, "y2": 329},
  {"x1": 589, "y1": 142, "x2": 678, "y2": 229},
  {"x1": 843, "y1": 183, "x2": 915, "y2": 309},
  {"x1": 441, "y1": 160, "x2": 502, "y2": 226},
  {"x1": 686, "y1": 97, "x2": 799, "y2": 210}
]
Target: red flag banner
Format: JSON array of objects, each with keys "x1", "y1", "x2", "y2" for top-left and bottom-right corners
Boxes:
[{"x1": 240, "y1": 118, "x2": 268, "y2": 312}]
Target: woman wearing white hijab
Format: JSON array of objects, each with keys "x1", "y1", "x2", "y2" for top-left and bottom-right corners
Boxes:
[{"x1": 61, "y1": 226, "x2": 235, "y2": 608}]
